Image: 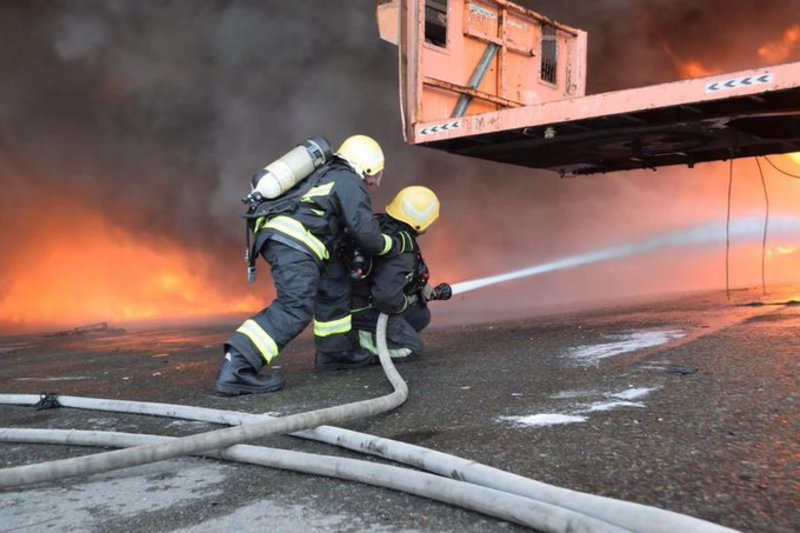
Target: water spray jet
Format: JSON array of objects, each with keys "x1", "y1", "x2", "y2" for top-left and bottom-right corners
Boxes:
[{"x1": 451, "y1": 216, "x2": 800, "y2": 295}]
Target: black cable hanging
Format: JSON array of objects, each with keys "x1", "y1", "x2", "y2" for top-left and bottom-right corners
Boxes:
[
  {"x1": 725, "y1": 158, "x2": 733, "y2": 301},
  {"x1": 762, "y1": 155, "x2": 800, "y2": 179},
  {"x1": 755, "y1": 157, "x2": 769, "y2": 296}
]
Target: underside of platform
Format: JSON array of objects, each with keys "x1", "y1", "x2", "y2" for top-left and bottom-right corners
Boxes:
[{"x1": 422, "y1": 86, "x2": 800, "y2": 175}]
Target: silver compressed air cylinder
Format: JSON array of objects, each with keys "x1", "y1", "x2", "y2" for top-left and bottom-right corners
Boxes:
[{"x1": 252, "y1": 137, "x2": 332, "y2": 199}]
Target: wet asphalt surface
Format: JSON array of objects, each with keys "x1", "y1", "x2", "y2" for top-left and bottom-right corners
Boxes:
[{"x1": 0, "y1": 287, "x2": 798, "y2": 532}]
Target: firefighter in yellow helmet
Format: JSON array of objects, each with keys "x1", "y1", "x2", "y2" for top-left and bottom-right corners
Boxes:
[
  {"x1": 216, "y1": 134, "x2": 408, "y2": 396},
  {"x1": 350, "y1": 185, "x2": 452, "y2": 361}
]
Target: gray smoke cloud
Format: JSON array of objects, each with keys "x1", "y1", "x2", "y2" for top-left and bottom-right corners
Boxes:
[{"x1": 1, "y1": 0, "x2": 799, "y2": 329}]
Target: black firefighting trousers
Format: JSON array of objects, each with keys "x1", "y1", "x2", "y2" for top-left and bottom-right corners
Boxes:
[
  {"x1": 226, "y1": 240, "x2": 360, "y2": 370},
  {"x1": 353, "y1": 303, "x2": 431, "y2": 360}
]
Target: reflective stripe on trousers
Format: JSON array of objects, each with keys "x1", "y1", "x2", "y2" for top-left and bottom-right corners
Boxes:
[
  {"x1": 236, "y1": 319, "x2": 280, "y2": 363},
  {"x1": 314, "y1": 315, "x2": 352, "y2": 337},
  {"x1": 358, "y1": 330, "x2": 412, "y2": 359}
]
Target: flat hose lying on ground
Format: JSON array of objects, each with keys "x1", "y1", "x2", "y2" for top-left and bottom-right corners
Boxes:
[
  {"x1": 0, "y1": 314, "x2": 407, "y2": 488},
  {"x1": 0, "y1": 428, "x2": 625, "y2": 533},
  {"x1": 0, "y1": 394, "x2": 735, "y2": 532},
  {"x1": 0, "y1": 314, "x2": 736, "y2": 532}
]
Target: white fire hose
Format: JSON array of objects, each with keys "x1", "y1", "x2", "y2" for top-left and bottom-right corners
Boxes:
[
  {"x1": 0, "y1": 314, "x2": 736, "y2": 532},
  {"x1": 0, "y1": 427, "x2": 623, "y2": 533}
]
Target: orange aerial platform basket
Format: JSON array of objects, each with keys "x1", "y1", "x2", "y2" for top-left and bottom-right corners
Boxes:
[{"x1": 377, "y1": 0, "x2": 800, "y2": 175}]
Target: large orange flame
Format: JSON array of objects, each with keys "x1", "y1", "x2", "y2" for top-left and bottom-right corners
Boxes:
[
  {"x1": 758, "y1": 25, "x2": 800, "y2": 63},
  {"x1": 677, "y1": 59, "x2": 718, "y2": 79},
  {"x1": 0, "y1": 206, "x2": 261, "y2": 332},
  {"x1": 662, "y1": 21, "x2": 800, "y2": 81}
]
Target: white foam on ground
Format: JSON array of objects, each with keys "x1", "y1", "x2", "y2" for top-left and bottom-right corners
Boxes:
[
  {"x1": 164, "y1": 419, "x2": 215, "y2": 430},
  {"x1": 568, "y1": 330, "x2": 685, "y2": 365},
  {"x1": 499, "y1": 413, "x2": 587, "y2": 427},
  {"x1": 583, "y1": 400, "x2": 644, "y2": 412},
  {"x1": 549, "y1": 389, "x2": 598, "y2": 399},
  {"x1": 500, "y1": 387, "x2": 659, "y2": 428},
  {"x1": 610, "y1": 386, "x2": 657, "y2": 401}
]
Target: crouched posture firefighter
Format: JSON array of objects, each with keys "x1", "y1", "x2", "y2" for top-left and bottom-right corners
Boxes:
[
  {"x1": 351, "y1": 186, "x2": 452, "y2": 361},
  {"x1": 216, "y1": 134, "x2": 404, "y2": 396}
]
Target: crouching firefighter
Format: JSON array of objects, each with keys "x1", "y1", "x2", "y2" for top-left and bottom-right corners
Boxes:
[
  {"x1": 349, "y1": 186, "x2": 452, "y2": 362},
  {"x1": 216, "y1": 134, "x2": 406, "y2": 396}
]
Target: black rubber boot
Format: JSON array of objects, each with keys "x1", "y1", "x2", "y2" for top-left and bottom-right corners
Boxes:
[
  {"x1": 314, "y1": 348, "x2": 372, "y2": 372},
  {"x1": 215, "y1": 348, "x2": 285, "y2": 396}
]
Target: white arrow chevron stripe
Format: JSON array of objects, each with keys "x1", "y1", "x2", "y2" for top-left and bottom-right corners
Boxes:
[
  {"x1": 705, "y1": 73, "x2": 774, "y2": 93},
  {"x1": 419, "y1": 120, "x2": 463, "y2": 136}
]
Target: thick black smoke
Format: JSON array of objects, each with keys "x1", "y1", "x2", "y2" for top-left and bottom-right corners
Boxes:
[
  {"x1": 1, "y1": 0, "x2": 799, "y2": 328},
  {"x1": 527, "y1": 0, "x2": 800, "y2": 92}
]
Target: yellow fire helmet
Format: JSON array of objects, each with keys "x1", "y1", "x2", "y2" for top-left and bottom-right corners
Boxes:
[
  {"x1": 385, "y1": 185, "x2": 440, "y2": 233},
  {"x1": 336, "y1": 134, "x2": 385, "y2": 181}
]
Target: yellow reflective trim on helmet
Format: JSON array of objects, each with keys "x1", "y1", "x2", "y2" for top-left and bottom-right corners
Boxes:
[
  {"x1": 379, "y1": 234, "x2": 392, "y2": 255},
  {"x1": 336, "y1": 135, "x2": 384, "y2": 176},
  {"x1": 236, "y1": 319, "x2": 279, "y2": 364},
  {"x1": 314, "y1": 315, "x2": 352, "y2": 337},
  {"x1": 302, "y1": 181, "x2": 334, "y2": 199},
  {"x1": 385, "y1": 185, "x2": 440, "y2": 232},
  {"x1": 264, "y1": 215, "x2": 330, "y2": 261}
]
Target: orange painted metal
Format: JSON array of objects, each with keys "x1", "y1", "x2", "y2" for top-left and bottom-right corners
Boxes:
[{"x1": 377, "y1": 0, "x2": 800, "y2": 175}]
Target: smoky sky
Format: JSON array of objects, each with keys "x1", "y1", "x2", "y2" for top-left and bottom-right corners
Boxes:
[
  {"x1": 527, "y1": 0, "x2": 800, "y2": 91},
  {"x1": 1, "y1": 0, "x2": 799, "y2": 323}
]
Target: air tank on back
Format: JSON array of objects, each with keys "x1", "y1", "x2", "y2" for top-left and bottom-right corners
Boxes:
[{"x1": 251, "y1": 136, "x2": 333, "y2": 199}]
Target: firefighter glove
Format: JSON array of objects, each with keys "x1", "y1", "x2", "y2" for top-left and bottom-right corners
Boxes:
[
  {"x1": 405, "y1": 293, "x2": 419, "y2": 308},
  {"x1": 433, "y1": 283, "x2": 452, "y2": 301},
  {"x1": 421, "y1": 284, "x2": 436, "y2": 301}
]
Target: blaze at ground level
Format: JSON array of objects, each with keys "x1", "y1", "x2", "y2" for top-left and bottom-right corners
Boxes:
[{"x1": 0, "y1": 287, "x2": 798, "y2": 532}]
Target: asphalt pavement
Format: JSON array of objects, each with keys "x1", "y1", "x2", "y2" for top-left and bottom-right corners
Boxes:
[{"x1": 0, "y1": 287, "x2": 798, "y2": 532}]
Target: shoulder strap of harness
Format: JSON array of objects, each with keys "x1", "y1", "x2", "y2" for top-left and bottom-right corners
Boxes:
[{"x1": 242, "y1": 164, "x2": 331, "y2": 283}]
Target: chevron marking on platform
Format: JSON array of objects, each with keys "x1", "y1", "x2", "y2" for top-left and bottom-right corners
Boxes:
[
  {"x1": 419, "y1": 120, "x2": 463, "y2": 136},
  {"x1": 706, "y1": 73, "x2": 774, "y2": 93}
]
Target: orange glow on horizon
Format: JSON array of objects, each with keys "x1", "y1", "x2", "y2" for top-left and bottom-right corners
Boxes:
[
  {"x1": 789, "y1": 153, "x2": 800, "y2": 165},
  {"x1": 0, "y1": 209, "x2": 261, "y2": 331}
]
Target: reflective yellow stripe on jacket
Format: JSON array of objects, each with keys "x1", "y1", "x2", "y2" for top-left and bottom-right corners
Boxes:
[
  {"x1": 398, "y1": 232, "x2": 412, "y2": 253},
  {"x1": 380, "y1": 234, "x2": 393, "y2": 255},
  {"x1": 302, "y1": 182, "x2": 334, "y2": 199},
  {"x1": 236, "y1": 319, "x2": 280, "y2": 364},
  {"x1": 314, "y1": 315, "x2": 352, "y2": 337},
  {"x1": 262, "y1": 215, "x2": 330, "y2": 261}
]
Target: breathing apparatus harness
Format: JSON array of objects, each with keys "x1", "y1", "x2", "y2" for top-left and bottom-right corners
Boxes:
[
  {"x1": 338, "y1": 232, "x2": 374, "y2": 281},
  {"x1": 341, "y1": 215, "x2": 426, "y2": 297},
  {"x1": 241, "y1": 137, "x2": 333, "y2": 283},
  {"x1": 407, "y1": 250, "x2": 430, "y2": 296}
]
